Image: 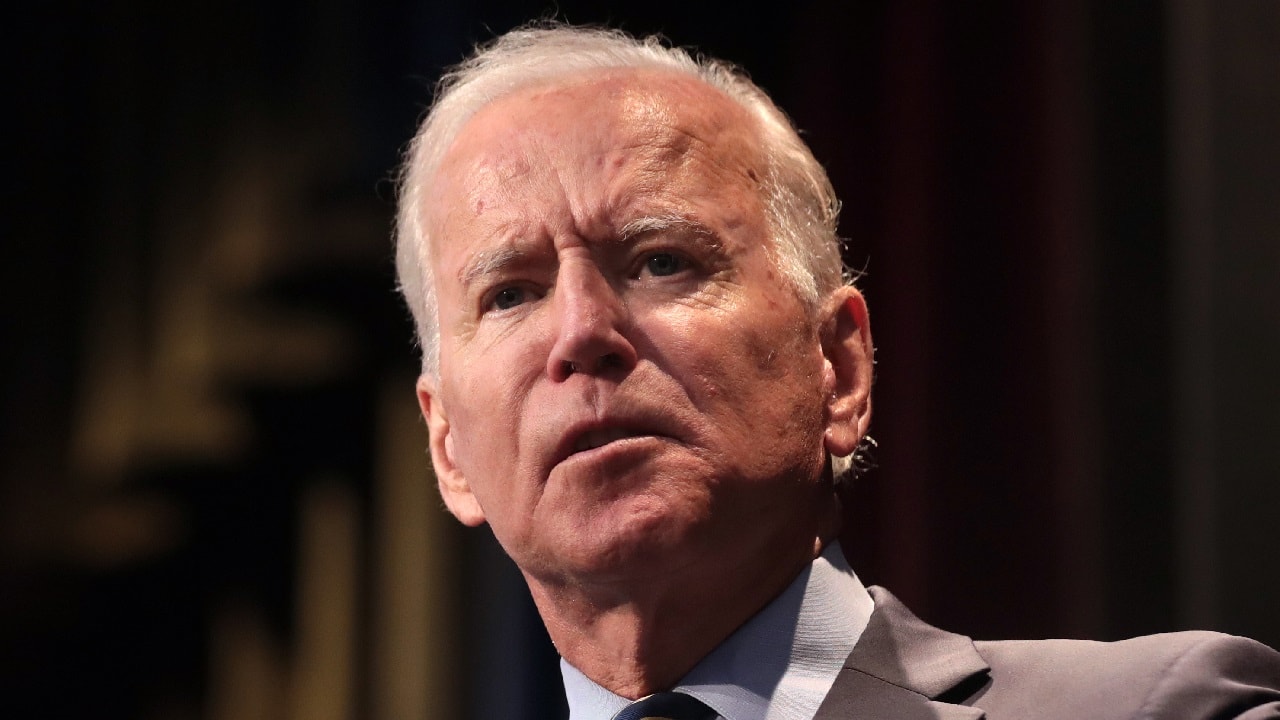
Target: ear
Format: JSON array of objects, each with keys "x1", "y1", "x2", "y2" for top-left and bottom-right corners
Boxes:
[
  {"x1": 819, "y1": 286, "x2": 874, "y2": 457},
  {"x1": 416, "y1": 375, "x2": 486, "y2": 526}
]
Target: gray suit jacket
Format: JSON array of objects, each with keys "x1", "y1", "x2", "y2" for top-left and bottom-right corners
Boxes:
[{"x1": 814, "y1": 587, "x2": 1280, "y2": 719}]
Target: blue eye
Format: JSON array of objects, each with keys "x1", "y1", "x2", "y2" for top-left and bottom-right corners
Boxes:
[
  {"x1": 645, "y1": 253, "x2": 684, "y2": 277},
  {"x1": 492, "y1": 287, "x2": 526, "y2": 310}
]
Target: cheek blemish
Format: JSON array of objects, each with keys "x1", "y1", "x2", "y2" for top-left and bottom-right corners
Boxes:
[{"x1": 473, "y1": 199, "x2": 486, "y2": 214}]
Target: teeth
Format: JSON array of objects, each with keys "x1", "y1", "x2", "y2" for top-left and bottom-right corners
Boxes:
[{"x1": 573, "y1": 428, "x2": 634, "y2": 452}]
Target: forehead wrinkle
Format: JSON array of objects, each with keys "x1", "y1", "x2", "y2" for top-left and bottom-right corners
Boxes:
[{"x1": 438, "y1": 68, "x2": 765, "y2": 288}]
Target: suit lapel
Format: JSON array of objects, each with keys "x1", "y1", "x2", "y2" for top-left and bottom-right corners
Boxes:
[
  {"x1": 814, "y1": 587, "x2": 989, "y2": 720},
  {"x1": 814, "y1": 670, "x2": 985, "y2": 720}
]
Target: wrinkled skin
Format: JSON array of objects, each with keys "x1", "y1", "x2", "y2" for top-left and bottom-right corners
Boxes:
[{"x1": 415, "y1": 67, "x2": 873, "y2": 693}]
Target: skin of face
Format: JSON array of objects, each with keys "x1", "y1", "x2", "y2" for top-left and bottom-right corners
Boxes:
[{"x1": 416, "y1": 68, "x2": 873, "y2": 600}]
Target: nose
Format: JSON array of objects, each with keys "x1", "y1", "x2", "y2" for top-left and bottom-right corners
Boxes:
[{"x1": 546, "y1": 262, "x2": 638, "y2": 381}]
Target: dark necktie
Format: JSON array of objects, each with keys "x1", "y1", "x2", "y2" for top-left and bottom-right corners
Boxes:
[{"x1": 610, "y1": 691, "x2": 719, "y2": 720}]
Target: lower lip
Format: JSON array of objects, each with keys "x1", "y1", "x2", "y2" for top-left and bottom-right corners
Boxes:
[{"x1": 559, "y1": 435, "x2": 666, "y2": 468}]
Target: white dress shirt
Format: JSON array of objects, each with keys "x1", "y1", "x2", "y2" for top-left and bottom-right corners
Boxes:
[{"x1": 561, "y1": 542, "x2": 874, "y2": 720}]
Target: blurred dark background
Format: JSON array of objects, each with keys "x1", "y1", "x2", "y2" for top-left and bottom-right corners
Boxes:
[{"x1": 5, "y1": 1, "x2": 1278, "y2": 719}]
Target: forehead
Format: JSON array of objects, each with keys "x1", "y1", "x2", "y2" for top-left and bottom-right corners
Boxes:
[
  {"x1": 459, "y1": 67, "x2": 753, "y2": 153},
  {"x1": 424, "y1": 68, "x2": 763, "y2": 227}
]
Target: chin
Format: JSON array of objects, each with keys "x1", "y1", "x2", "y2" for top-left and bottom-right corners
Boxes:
[{"x1": 527, "y1": 496, "x2": 713, "y2": 586}]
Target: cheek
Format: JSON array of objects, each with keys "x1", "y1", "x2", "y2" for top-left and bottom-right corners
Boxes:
[
  {"x1": 441, "y1": 318, "x2": 549, "y2": 419},
  {"x1": 675, "y1": 305, "x2": 824, "y2": 426},
  {"x1": 726, "y1": 304, "x2": 826, "y2": 432},
  {"x1": 438, "y1": 375, "x2": 518, "y2": 477}
]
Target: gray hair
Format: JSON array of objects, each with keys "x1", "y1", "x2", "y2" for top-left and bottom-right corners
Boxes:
[{"x1": 394, "y1": 24, "x2": 865, "y2": 480}]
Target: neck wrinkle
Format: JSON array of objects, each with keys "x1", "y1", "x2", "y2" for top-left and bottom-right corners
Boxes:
[{"x1": 526, "y1": 532, "x2": 823, "y2": 699}]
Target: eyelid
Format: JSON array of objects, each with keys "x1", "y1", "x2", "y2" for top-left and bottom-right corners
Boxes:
[
  {"x1": 461, "y1": 244, "x2": 554, "y2": 312},
  {"x1": 624, "y1": 229, "x2": 709, "y2": 276},
  {"x1": 630, "y1": 249, "x2": 694, "y2": 279},
  {"x1": 479, "y1": 280, "x2": 543, "y2": 315}
]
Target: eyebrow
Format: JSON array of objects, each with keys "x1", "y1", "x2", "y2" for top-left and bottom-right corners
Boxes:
[
  {"x1": 618, "y1": 214, "x2": 716, "y2": 243},
  {"x1": 456, "y1": 214, "x2": 722, "y2": 288},
  {"x1": 458, "y1": 245, "x2": 529, "y2": 288}
]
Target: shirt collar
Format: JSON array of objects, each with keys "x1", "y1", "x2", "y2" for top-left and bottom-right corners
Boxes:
[{"x1": 561, "y1": 542, "x2": 873, "y2": 720}]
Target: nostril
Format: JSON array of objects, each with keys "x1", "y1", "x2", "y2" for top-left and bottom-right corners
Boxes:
[{"x1": 557, "y1": 355, "x2": 623, "y2": 379}]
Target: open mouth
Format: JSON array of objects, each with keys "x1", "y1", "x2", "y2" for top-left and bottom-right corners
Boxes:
[
  {"x1": 550, "y1": 402, "x2": 683, "y2": 471},
  {"x1": 571, "y1": 427, "x2": 647, "y2": 453},
  {"x1": 552, "y1": 420, "x2": 673, "y2": 469}
]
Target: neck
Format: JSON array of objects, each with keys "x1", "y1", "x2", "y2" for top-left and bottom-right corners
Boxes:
[{"x1": 529, "y1": 530, "x2": 834, "y2": 699}]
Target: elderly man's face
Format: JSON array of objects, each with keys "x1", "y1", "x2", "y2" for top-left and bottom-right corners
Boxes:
[{"x1": 417, "y1": 69, "x2": 870, "y2": 587}]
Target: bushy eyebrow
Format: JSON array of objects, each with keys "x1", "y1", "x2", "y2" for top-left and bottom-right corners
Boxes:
[
  {"x1": 458, "y1": 246, "x2": 528, "y2": 288},
  {"x1": 618, "y1": 214, "x2": 717, "y2": 245},
  {"x1": 457, "y1": 214, "x2": 723, "y2": 288},
  {"x1": 618, "y1": 215, "x2": 729, "y2": 268}
]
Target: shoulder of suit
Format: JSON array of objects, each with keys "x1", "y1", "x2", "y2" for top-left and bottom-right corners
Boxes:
[{"x1": 971, "y1": 631, "x2": 1280, "y2": 719}]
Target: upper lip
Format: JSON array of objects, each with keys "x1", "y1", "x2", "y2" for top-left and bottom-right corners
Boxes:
[{"x1": 548, "y1": 408, "x2": 681, "y2": 470}]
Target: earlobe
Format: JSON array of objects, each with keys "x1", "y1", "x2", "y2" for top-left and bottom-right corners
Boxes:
[
  {"x1": 416, "y1": 375, "x2": 486, "y2": 527},
  {"x1": 820, "y1": 287, "x2": 874, "y2": 458}
]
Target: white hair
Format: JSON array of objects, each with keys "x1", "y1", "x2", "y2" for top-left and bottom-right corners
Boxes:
[{"x1": 394, "y1": 24, "x2": 865, "y2": 480}]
